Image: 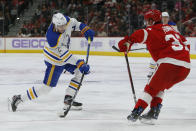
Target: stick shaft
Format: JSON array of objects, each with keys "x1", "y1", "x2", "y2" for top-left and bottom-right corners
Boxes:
[
  {"x1": 124, "y1": 52, "x2": 137, "y2": 104},
  {"x1": 112, "y1": 45, "x2": 146, "y2": 52},
  {"x1": 112, "y1": 45, "x2": 137, "y2": 104},
  {"x1": 60, "y1": 38, "x2": 91, "y2": 117}
]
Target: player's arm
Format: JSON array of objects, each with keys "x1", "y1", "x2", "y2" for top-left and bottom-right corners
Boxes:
[
  {"x1": 118, "y1": 29, "x2": 147, "y2": 52},
  {"x1": 71, "y1": 18, "x2": 95, "y2": 41},
  {"x1": 46, "y1": 27, "x2": 60, "y2": 48}
]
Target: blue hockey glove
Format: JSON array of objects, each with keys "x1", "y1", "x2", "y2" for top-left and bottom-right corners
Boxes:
[
  {"x1": 84, "y1": 29, "x2": 94, "y2": 41},
  {"x1": 80, "y1": 23, "x2": 95, "y2": 41},
  {"x1": 76, "y1": 59, "x2": 90, "y2": 74}
]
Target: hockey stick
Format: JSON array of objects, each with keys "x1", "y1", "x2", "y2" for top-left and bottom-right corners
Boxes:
[
  {"x1": 112, "y1": 45, "x2": 146, "y2": 52},
  {"x1": 59, "y1": 38, "x2": 91, "y2": 118},
  {"x1": 112, "y1": 45, "x2": 137, "y2": 104}
]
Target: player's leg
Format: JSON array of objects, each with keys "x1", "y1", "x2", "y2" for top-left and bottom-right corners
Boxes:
[
  {"x1": 64, "y1": 67, "x2": 83, "y2": 110},
  {"x1": 139, "y1": 91, "x2": 164, "y2": 124},
  {"x1": 10, "y1": 61, "x2": 64, "y2": 112},
  {"x1": 140, "y1": 64, "x2": 190, "y2": 124},
  {"x1": 127, "y1": 64, "x2": 164, "y2": 122},
  {"x1": 62, "y1": 61, "x2": 90, "y2": 110},
  {"x1": 147, "y1": 58, "x2": 157, "y2": 79},
  {"x1": 128, "y1": 63, "x2": 190, "y2": 123}
]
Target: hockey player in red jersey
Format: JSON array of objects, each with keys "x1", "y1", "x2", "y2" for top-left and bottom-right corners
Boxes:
[{"x1": 118, "y1": 9, "x2": 190, "y2": 124}]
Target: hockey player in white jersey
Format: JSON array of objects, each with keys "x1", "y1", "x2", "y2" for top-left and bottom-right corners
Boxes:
[{"x1": 10, "y1": 13, "x2": 94, "y2": 112}]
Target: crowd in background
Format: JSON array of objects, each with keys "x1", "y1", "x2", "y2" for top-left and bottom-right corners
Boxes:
[
  {"x1": 0, "y1": 0, "x2": 33, "y2": 36},
  {"x1": 1, "y1": 0, "x2": 196, "y2": 37}
]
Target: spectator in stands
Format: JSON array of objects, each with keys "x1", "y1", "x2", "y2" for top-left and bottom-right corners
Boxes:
[
  {"x1": 12, "y1": 0, "x2": 196, "y2": 37},
  {"x1": 10, "y1": 6, "x2": 17, "y2": 25},
  {"x1": 0, "y1": 10, "x2": 5, "y2": 35}
]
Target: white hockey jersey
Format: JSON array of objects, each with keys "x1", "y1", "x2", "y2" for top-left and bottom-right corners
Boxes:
[{"x1": 44, "y1": 16, "x2": 82, "y2": 66}]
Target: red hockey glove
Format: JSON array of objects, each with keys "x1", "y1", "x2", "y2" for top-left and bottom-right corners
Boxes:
[{"x1": 118, "y1": 36, "x2": 132, "y2": 52}]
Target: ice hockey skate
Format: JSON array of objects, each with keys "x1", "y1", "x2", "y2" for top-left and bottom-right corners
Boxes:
[
  {"x1": 127, "y1": 107, "x2": 144, "y2": 122},
  {"x1": 139, "y1": 104, "x2": 162, "y2": 125},
  {"x1": 9, "y1": 95, "x2": 23, "y2": 112},
  {"x1": 64, "y1": 95, "x2": 82, "y2": 110},
  {"x1": 58, "y1": 95, "x2": 82, "y2": 117}
]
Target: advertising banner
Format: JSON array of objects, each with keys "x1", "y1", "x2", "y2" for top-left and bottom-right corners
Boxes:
[
  {"x1": 6, "y1": 37, "x2": 47, "y2": 50},
  {"x1": 4, "y1": 37, "x2": 196, "y2": 56},
  {"x1": 0, "y1": 37, "x2": 4, "y2": 52},
  {"x1": 5, "y1": 37, "x2": 146, "y2": 52},
  {"x1": 70, "y1": 37, "x2": 147, "y2": 52},
  {"x1": 187, "y1": 37, "x2": 196, "y2": 54}
]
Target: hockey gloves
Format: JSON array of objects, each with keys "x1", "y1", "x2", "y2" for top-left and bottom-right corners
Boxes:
[
  {"x1": 118, "y1": 36, "x2": 132, "y2": 52},
  {"x1": 80, "y1": 23, "x2": 95, "y2": 41},
  {"x1": 76, "y1": 59, "x2": 90, "y2": 75}
]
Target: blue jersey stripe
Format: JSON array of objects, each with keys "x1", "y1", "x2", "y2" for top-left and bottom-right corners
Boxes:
[
  {"x1": 60, "y1": 50, "x2": 69, "y2": 57},
  {"x1": 32, "y1": 87, "x2": 38, "y2": 98},
  {"x1": 71, "y1": 80, "x2": 80, "y2": 85},
  {"x1": 44, "y1": 49, "x2": 61, "y2": 61},
  {"x1": 69, "y1": 85, "x2": 77, "y2": 91},
  {"x1": 27, "y1": 91, "x2": 31, "y2": 100},
  {"x1": 64, "y1": 54, "x2": 72, "y2": 63}
]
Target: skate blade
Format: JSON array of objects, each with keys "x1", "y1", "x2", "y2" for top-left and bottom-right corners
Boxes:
[
  {"x1": 140, "y1": 118, "x2": 155, "y2": 125},
  {"x1": 57, "y1": 109, "x2": 67, "y2": 117},
  {"x1": 127, "y1": 120, "x2": 138, "y2": 126},
  {"x1": 71, "y1": 106, "x2": 82, "y2": 110}
]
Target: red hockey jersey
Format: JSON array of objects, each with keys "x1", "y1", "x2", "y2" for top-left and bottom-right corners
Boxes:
[{"x1": 129, "y1": 24, "x2": 190, "y2": 69}]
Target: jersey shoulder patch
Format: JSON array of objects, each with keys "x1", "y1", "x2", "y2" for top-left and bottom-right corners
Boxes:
[{"x1": 46, "y1": 24, "x2": 61, "y2": 48}]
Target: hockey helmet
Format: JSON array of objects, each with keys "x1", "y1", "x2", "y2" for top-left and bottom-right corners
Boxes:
[
  {"x1": 144, "y1": 9, "x2": 162, "y2": 23},
  {"x1": 52, "y1": 13, "x2": 67, "y2": 27}
]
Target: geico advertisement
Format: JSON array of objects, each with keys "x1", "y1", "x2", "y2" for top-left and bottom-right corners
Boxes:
[
  {"x1": 6, "y1": 38, "x2": 47, "y2": 50},
  {"x1": 4, "y1": 37, "x2": 196, "y2": 53},
  {"x1": 5, "y1": 37, "x2": 146, "y2": 52},
  {"x1": 5, "y1": 37, "x2": 123, "y2": 52}
]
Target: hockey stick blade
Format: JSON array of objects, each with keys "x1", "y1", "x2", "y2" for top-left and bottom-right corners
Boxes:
[
  {"x1": 59, "y1": 106, "x2": 71, "y2": 118},
  {"x1": 112, "y1": 45, "x2": 120, "y2": 52}
]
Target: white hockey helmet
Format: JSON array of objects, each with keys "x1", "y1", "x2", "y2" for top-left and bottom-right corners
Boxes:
[
  {"x1": 162, "y1": 12, "x2": 169, "y2": 17},
  {"x1": 52, "y1": 13, "x2": 67, "y2": 27}
]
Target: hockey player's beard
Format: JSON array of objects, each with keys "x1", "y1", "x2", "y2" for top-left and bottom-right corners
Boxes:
[
  {"x1": 58, "y1": 29, "x2": 65, "y2": 34},
  {"x1": 56, "y1": 25, "x2": 66, "y2": 33}
]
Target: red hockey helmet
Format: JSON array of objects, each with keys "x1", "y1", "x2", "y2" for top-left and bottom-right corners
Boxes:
[{"x1": 144, "y1": 9, "x2": 162, "y2": 23}]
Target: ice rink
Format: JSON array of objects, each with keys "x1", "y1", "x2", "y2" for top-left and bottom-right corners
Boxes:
[{"x1": 0, "y1": 53, "x2": 196, "y2": 131}]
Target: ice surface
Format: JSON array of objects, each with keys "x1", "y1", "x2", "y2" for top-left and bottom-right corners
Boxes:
[{"x1": 0, "y1": 53, "x2": 196, "y2": 131}]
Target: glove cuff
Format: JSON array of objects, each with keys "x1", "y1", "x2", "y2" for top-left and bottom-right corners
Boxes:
[
  {"x1": 76, "y1": 60, "x2": 85, "y2": 68},
  {"x1": 81, "y1": 26, "x2": 90, "y2": 35},
  {"x1": 80, "y1": 23, "x2": 90, "y2": 35}
]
